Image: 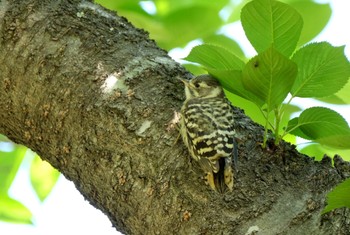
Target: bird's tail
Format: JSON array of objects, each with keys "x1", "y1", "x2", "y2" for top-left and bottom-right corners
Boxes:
[{"x1": 214, "y1": 158, "x2": 234, "y2": 193}]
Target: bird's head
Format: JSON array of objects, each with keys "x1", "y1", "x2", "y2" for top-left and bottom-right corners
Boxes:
[{"x1": 179, "y1": 75, "x2": 224, "y2": 100}]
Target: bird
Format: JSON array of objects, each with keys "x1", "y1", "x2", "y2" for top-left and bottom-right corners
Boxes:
[{"x1": 179, "y1": 74, "x2": 237, "y2": 192}]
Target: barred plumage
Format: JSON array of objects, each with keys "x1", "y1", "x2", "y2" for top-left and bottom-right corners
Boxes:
[{"x1": 179, "y1": 74, "x2": 236, "y2": 192}]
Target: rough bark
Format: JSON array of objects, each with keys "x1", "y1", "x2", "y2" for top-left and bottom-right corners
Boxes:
[{"x1": 0, "y1": 0, "x2": 349, "y2": 234}]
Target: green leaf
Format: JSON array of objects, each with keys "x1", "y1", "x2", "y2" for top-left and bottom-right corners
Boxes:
[
  {"x1": 161, "y1": 7, "x2": 223, "y2": 48},
  {"x1": 184, "y1": 44, "x2": 244, "y2": 70},
  {"x1": 154, "y1": 0, "x2": 229, "y2": 15},
  {"x1": 300, "y1": 144, "x2": 350, "y2": 162},
  {"x1": 30, "y1": 155, "x2": 60, "y2": 202},
  {"x1": 95, "y1": 0, "x2": 142, "y2": 12},
  {"x1": 316, "y1": 134, "x2": 350, "y2": 150},
  {"x1": 291, "y1": 42, "x2": 350, "y2": 98},
  {"x1": 332, "y1": 81, "x2": 350, "y2": 104},
  {"x1": 241, "y1": 0, "x2": 303, "y2": 57},
  {"x1": 225, "y1": 90, "x2": 263, "y2": 120},
  {"x1": 287, "y1": 107, "x2": 350, "y2": 148},
  {"x1": 182, "y1": 64, "x2": 207, "y2": 75},
  {"x1": 323, "y1": 179, "x2": 350, "y2": 214},
  {"x1": 203, "y1": 34, "x2": 246, "y2": 60},
  {"x1": 227, "y1": 0, "x2": 250, "y2": 23},
  {"x1": 317, "y1": 95, "x2": 348, "y2": 105},
  {"x1": 279, "y1": 103, "x2": 302, "y2": 135},
  {"x1": 0, "y1": 145, "x2": 27, "y2": 194},
  {"x1": 242, "y1": 46, "x2": 297, "y2": 109},
  {"x1": 286, "y1": 117, "x2": 311, "y2": 140},
  {"x1": 209, "y1": 69, "x2": 264, "y2": 106},
  {"x1": 290, "y1": 1, "x2": 331, "y2": 46},
  {"x1": 0, "y1": 195, "x2": 32, "y2": 224},
  {"x1": 226, "y1": 91, "x2": 300, "y2": 139},
  {"x1": 317, "y1": 80, "x2": 350, "y2": 105},
  {"x1": 184, "y1": 43, "x2": 262, "y2": 105},
  {"x1": 299, "y1": 144, "x2": 328, "y2": 161}
]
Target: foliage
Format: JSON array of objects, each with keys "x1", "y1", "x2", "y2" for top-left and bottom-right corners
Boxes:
[
  {"x1": 0, "y1": 138, "x2": 59, "y2": 224},
  {"x1": 0, "y1": 0, "x2": 347, "y2": 225},
  {"x1": 183, "y1": 0, "x2": 350, "y2": 213},
  {"x1": 185, "y1": 1, "x2": 350, "y2": 149},
  {"x1": 0, "y1": 144, "x2": 32, "y2": 224},
  {"x1": 322, "y1": 179, "x2": 350, "y2": 214}
]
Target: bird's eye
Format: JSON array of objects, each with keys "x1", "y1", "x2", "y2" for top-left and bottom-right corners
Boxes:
[{"x1": 194, "y1": 82, "x2": 200, "y2": 88}]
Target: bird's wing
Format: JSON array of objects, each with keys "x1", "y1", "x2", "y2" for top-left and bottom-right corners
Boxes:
[{"x1": 184, "y1": 98, "x2": 235, "y2": 173}]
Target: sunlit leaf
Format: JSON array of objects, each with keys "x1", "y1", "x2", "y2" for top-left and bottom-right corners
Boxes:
[
  {"x1": 291, "y1": 42, "x2": 350, "y2": 98},
  {"x1": 203, "y1": 34, "x2": 246, "y2": 60},
  {"x1": 209, "y1": 69, "x2": 264, "y2": 106},
  {"x1": 316, "y1": 134, "x2": 350, "y2": 150},
  {"x1": 182, "y1": 63, "x2": 207, "y2": 75},
  {"x1": 30, "y1": 155, "x2": 60, "y2": 202},
  {"x1": 95, "y1": 0, "x2": 142, "y2": 12},
  {"x1": 317, "y1": 95, "x2": 348, "y2": 105},
  {"x1": 0, "y1": 195, "x2": 32, "y2": 224},
  {"x1": 287, "y1": 107, "x2": 350, "y2": 148},
  {"x1": 184, "y1": 44, "x2": 244, "y2": 70},
  {"x1": 323, "y1": 179, "x2": 350, "y2": 214},
  {"x1": 241, "y1": 0, "x2": 303, "y2": 57},
  {"x1": 279, "y1": 103, "x2": 302, "y2": 133},
  {"x1": 290, "y1": 1, "x2": 331, "y2": 46},
  {"x1": 227, "y1": 0, "x2": 250, "y2": 22},
  {"x1": 300, "y1": 144, "x2": 350, "y2": 162},
  {"x1": 286, "y1": 117, "x2": 311, "y2": 140},
  {"x1": 154, "y1": 0, "x2": 229, "y2": 15},
  {"x1": 317, "y1": 80, "x2": 350, "y2": 105},
  {"x1": 0, "y1": 145, "x2": 27, "y2": 194},
  {"x1": 299, "y1": 144, "x2": 328, "y2": 161},
  {"x1": 242, "y1": 47, "x2": 297, "y2": 110}
]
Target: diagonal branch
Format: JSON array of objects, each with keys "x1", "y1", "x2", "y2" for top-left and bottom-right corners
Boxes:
[{"x1": 0, "y1": 0, "x2": 349, "y2": 234}]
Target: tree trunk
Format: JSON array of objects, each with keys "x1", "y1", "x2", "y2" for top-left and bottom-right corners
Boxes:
[{"x1": 0, "y1": 0, "x2": 349, "y2": 234}]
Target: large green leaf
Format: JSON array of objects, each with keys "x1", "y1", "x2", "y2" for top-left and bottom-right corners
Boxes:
[
  {"x1": 203, "y1": 34, "x2": 246, "y2": 60},
  {"x1": 209, "y1": 69, "x2": 264, "y2": 106},
  {"x1": 242, "y1": 47, "x2": 297, "y2": 109},
  {"x1": 290, "y1": 1, "x2": 331, "y2": 46},
  {"x1": 184, "y1": 44, "x2": 260, "y2": 104},
  {"x1": 286, "y1": 117, "x2": 310, "y2": 140},
  {"x1": 184, "y1": 44, "x2": 244, "y2": 70},
  {"x1": 316, "y1": 134, "x2": 350, "y2": 150},
  {"x1": 182, "y1": 63, "x2": 207, "y2": 75},
  {"x1": 291, "y1": 42, "x2": 350, "y2": 98},
  {"x1": 323, "y1": 179, "x2": 350, "y2": 214},
  {"x1": 241, "y1": 0, "x2": 303, "y2": 57},
  {"x1": 287, "y1": 107, "x2": 350, "y2": 148},
  {"x1": 0, "y1": 145, "x2": 27, "y2": 194},
  {"x1": 30, "y1": 155, "x2": 60, "y2": 202},
  {"x1": 0, "y1": 195, "x2": 32, "y2": 224}
]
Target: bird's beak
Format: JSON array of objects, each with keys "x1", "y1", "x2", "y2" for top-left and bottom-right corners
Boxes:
[{"x1": 177, "y1": 77, "x2": 190, "y2": 86}]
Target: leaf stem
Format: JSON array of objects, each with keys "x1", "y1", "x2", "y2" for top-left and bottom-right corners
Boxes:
[
  {"x1": 274, "y1": 108, "x2": 281, "y2": 144},
  {"x1": 262, "y1": 112, "x2": 270, "y2": 148}
]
